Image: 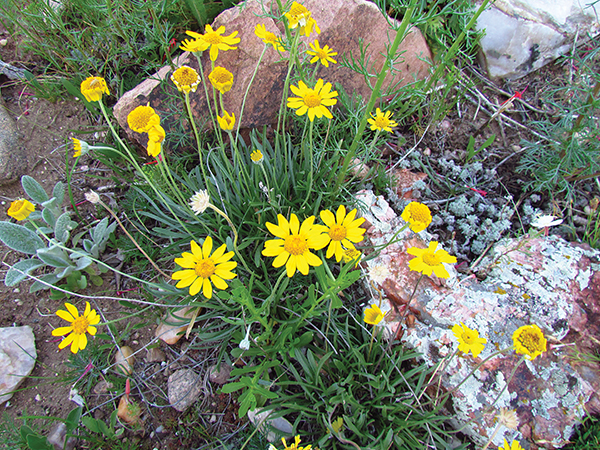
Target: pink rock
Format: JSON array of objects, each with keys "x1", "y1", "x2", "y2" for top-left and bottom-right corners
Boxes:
[
  {"x1": 359, "y1": 191, "x2": 600, "y2": 449},
  {"x1": 113, "y1": 0, "x2": 431, "y2": 146}
]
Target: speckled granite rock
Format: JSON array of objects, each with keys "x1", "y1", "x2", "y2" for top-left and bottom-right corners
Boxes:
[
  {"x1": 357, "y1": 189, "x2": 600, "y2": 449},
  {"x1": 168, "y1": 369, "x2": 202, "y2": 412}
]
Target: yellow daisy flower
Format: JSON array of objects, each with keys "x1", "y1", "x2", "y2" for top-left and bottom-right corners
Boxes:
[
  {"x1": 285, "y1": 2, "x2": 320, "y2": 37},
  {"x1": 250, "y1": 149, "x2": 264, "y2": 164},
  {"x1": 7, "y1": 199, "x2": 35, "y2": 221},
  {"x1": 209, "y1": 66, "x2": 234, "y2": 94},
  {"x1": 367, "y1": 108, "x2": 398, "y2": 132},
  {"x1": 407, "y1": 241, "x2": 457, "y2": 278},
  {"x1": 147, "y1": 125, "x2": 165, "y2": 157},
  {"x1": 180, "y1": 25, "x2": 240, "y2": 61},
  {"x1": 501, "y1": 439, "x2": 524, "y2": 450},
  {"x1": 452, "y1": 322, "x2": 487, "y2": 358},
  {"x1": 512, "y1": 324, "x2": 547, "y2": 361},
  {"x1": 254, "y1": 24, "x2": 285, "y2": 52},
  {"x1": 342, "y1": 247, "x2": 362, "y2": 267},
  {"x1": 262, "y1": 213, "x2": 328, "y2": 278},
  {"x1": 217, "y1": 110, "x2": 236, "y2": 131},
  {"x1": 307, "y1": 40, "x2": 337, "y2": 67},
  {"x1": 127, "y1": 105, "x2": 161, "y2": 133},
  {"x1": 80, "y1": 76, "x2": 109, "y2": 102},
  {"x1": 51, "y1": 302, "x2": 100, "y2": 354},
  {"x1": 364, "y1": 304, "x2": 386, "y2": 325},
  {"x1": 71, "y1": 137, "x2": 90, "y2": 158},
  {"x1": 401, "y1": 201, "x2": 432, "y2": 232},
  {"x1": 171, "y1": 237, "x2": 237, "y2": 299},
  {"x1": 287, "y1": 79, "x2": 338, "y2": 121},
  {"x1": 171, "y1": 66, "x2": 200, "y2": 93},
  {"x1": 271, "y1": 435, "x2": 312, "y2": 450},
  {"x1": 319, "y1": 205, "x2": 366, "y2": 262}
]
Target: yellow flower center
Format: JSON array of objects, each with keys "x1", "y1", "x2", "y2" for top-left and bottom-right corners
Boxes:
[
  {"x1": 212, "y1": 70, "x2": 231, "y2": 83},
  {"x1": 128, "y1": 106, "x2": 158, "y2": 131},
  {"x1": 517, "y1": 331, "x2": 543, "y2": 353},
  {"x1": 204, "y1": 31, "x2": 223, "y2": 45},
  {"x1": 71, "y1": 316, "x2": 90, "y2": 335},
  {"x1": 328, "y1": 224, "x2": 347, "y2": 241},
  {"x1": 408, "y1": 203, "x2": 430, "y2": 223},
  {"x1": 303, "y1": 91, "x2": 322, "y2": 108},
  {"x1": 461, "y1": 331, "x2": 475, "y2": 344},
  {"x1": 422, "y1": 252, "x2": 441, "y2": 266},
  {"x1": 195, "y1": 259, "x2": 216, "y2": 278},
  {"x1": 375, "y1": 117, "x2": 389, "y2": 128},
  {"x1": 316, "y1": 49, "x2": 329, "y2": 59},
  {"x1": 173, "y1": 67, "x2": 198, "y2": 86},
  {"x1": 284, "y1": 235, "x2": 308, "y2": 255}
]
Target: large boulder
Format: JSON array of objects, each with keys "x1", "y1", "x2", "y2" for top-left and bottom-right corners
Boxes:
[
  {"x1": 357, "y1": 189, "x2": 600, "y2": 449},
  {"x1": 114, "y1": 0, "x2": 432, "y2": 146}
]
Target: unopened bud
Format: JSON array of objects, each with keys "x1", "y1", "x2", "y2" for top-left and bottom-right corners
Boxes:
[{"x1": 85, "y1": 191, "x2": 101, "y2": 204}]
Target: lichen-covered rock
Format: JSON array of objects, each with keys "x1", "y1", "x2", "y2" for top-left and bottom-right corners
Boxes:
[
  {"x1": 358, "y1": 190, "x2": 600, "y2": 449},
  {"x1": 114, "y1": 0, "x2": 431, "y2": 147}
]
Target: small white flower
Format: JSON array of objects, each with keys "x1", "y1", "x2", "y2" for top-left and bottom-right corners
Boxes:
[
  {"x1": 85, "y1": 191, "x2": 100, "y2": 204},
  {"x1": 189, "y1": 190, "x2": 210, "y2": 215},
  {"x1": 531, "y1": 214, "x2": 563, "y2": 228},
  {"x1": 239, "y1": 326, "x2": 251, "y2": 351}
]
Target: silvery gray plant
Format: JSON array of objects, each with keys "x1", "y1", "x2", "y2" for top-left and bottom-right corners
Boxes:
[{"x1": 0, "y1": 175, "x2": 116, "y2": 293}]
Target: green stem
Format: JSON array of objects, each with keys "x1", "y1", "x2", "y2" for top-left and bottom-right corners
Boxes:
[
  {"x1": 302, "y1": 120, "x2": 315, "y2": 206},
  {"x1": 97, "y1": 100, "x2": 198, "y2": 241},
  {"x1": 333, "y1": 0, "x2": 418, "y2": 193},
  {"x1": 184, "y1": 91, "x2": 209, "y2": 188},
  {"x1": 208, "y1": 204, "x2": 252, "y2": 274}
]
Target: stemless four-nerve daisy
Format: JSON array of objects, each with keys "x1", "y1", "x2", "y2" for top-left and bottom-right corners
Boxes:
[
  {"x1": 368, "y1": 108, "x2": 398, "y2": 133},
  {"x1": 319, "y1": 205, "x2": 366, "y2": 262},
  {"x1": 407, "y1": 241, "x2": 456, "y2": 278},
  {"x1": 180, "y1": 25, "x2": 240, "y2": 61},
  {"x1": 172, "y1": 237, "x2": 237, "y2": 299},
  {"x1": 80, "y1": 76, "x2": 110, "y2": 102},
  {"x1": 171, "y1": 66, "x2": 200, "y2": 93},
  {"x1": 287, "y1": 79, "x2": 338, "y2": 121},
  {"x1": 147, "y1": 124, "x2": 166, "y2": 157},
  {"x1": 452, "y1": 322, "x2": 487, "y2": 358},
  {"x1": 512, "y1": 324, "x2": 547, "y2": 361},
  {"x1": 7, "y1": 199, "x2": 35, "y2": 221},
  {"x1": 217, "y1": 110, "x2": 236, "y2": 131},
  {"x1": 209, "y1": 66, "x2": 234, "y2": 94},
  {"x1": 71, "y1": 137, "x2": 90, "y2": 158},
  {"x1": 285, "y1": 2, "x2": 320, "y2": 37},
  {"x1": 255, "y1": 24, "x2": 285, "y2": 52},
  {"x1": 307, "y1": 40, "x2": 337, "y2": 67},
  {"x1": 501, "y1": 439, "x2": 524, "y2": 450},
  {"x1": 262, "y1": 213, "x2": 329, "y2": 278},
  {"x1": 364, "y1": 304, "x2": 386, "y2": 326},
  {"x1": 127, "y1": 105, "x2": 161, "y2": 133},
  {"x1": 401, "y1": 201, "x2": 432, "y2": 232},
  {"x1": 250, "y1": 149, "x2": 264, "y2": 164},
  {"x1": 52, "y1": 301, "x2": 100, "y2": 354}
]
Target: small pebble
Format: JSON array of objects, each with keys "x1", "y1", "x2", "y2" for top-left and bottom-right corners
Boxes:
[
  {"x1": 13, "y1": 288, "x2": 20, "y2": 293},
  {"x1": 0, "y1": 39, "x2": 8, "y2": 47},
  {"x1": 34, "y1": 394, "x2": 42, "y2": 401}
]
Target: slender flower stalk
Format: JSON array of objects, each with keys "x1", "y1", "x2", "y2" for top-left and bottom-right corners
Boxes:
[{"x1": 333, "y1": 0, "x2": 417, "y2": 193}]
